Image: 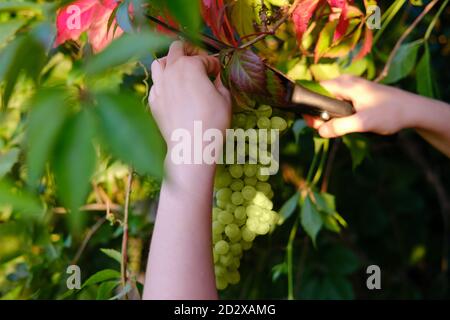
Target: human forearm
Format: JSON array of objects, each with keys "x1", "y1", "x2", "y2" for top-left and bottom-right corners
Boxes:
[
  {"x1": 405, "y1": 95, "x2": 450, "y2": 158},
  {"x1": 143, "y1": 162, "x2": 218, "y2": 300}
]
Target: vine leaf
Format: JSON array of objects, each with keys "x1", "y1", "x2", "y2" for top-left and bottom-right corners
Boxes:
[
  {"x1": 291, "y1": 0, "x2": 320, "y2": 43},
  {"x1": 301, "y1": 195, "x2": 323, "y2": 246}
]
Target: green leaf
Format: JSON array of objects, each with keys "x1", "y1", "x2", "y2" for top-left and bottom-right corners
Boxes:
[
  {"x1": 382, "y1": 40, "x2": 423, "y2": 84},
  {"x1": 26, "y1": 88, "x2": 69, "y2": 186},
  {"x1": 310, "y1": 63, "x2": 341, "y2": 81},
  {"x1": 314, "y1": 21, "x2": 337, "y2": 63},
  {"x1": 0, "y1": 20, "x2": 25, "y2": 45},
  {"x1": 166, "y1": 0, "x2": 200, "y2": 33},
  {"x1": 96, "y1": 281, "x2": 119, "y2": 300},
  {"x1": 300, "y1": 195, "x2": 323, "y2": 246},
  {"x1": 231, "y1": 0, "x2": 257, "y2": 39},
  {"x1": 53, "y1": 110, "x2": 96, "y2": 234},
  {"x1": 82, "y1": 269, "x2": 121, "y2": 288},
  {"x1": 313, "y1": 192, "x2": 336, "y2": 215},
  {"x1": 0, "y1": 221, "x2": 31, "y2": 263},
  {"x1": 416, "y1": 44, "x2": 434, "y2": 98},
  {"x1": 100, "y1": 248, "x2": 122, "y2": 264},
  {"x1": 279, "y1": 192, "x2": 299, "y2": 221},
  {"x1": 342, "y1": 133, "x2": 370, "y2": 170},
  {"x1": 84, "y1": 31, "x2": 170, "y2": 75},
  {"x1": 296, "y1": 80, "x2": 333, "y2": 98},
  {"x1": 0, "y1": 180, "x2": 43, "y2": 218},
  {"x1": 94, "y1": 92, "x2": 165, "y2": 178},
  {"x1": 0, "y1": 148, "x2": 20, "y2": 178}
]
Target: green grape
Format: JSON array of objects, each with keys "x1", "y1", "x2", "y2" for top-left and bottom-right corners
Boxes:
[
  {"x1": 215, "y1": 265, "x2": 226, "y2": 277},
  {"x1": 216, "y1": 188, "x2": 232, "y2": 202},
  {"x1": 214, "y1": 240, "x2": 230, "y2": 255},
  {"x1": 214, "y1": 170, "x2": 232, "y2": 188},
  {"x1": 271, "y1": 116, "x2": 288, "y2": 131},
  {"x1": 231, "y1": 191, "x2": 244, "y2": 205},
  {"x1": 220, "y1": 253, "x2": 233, "y2": 266},
  {"x1": 212, "y1": 221, "x2": 225, "y2": 235},
  {"x1": 212, "y1": 233, "x2": 222, "y2": 244},
  {"x1": 256, "y1": 105, "x2": 272, "y2": 118},
  {"x1": 216, "y1": 200, "x2": 227, "y2": 209},
  {"x1": 230, "y1": 179, "x2": 244, "y2": 191},
  {"x1": 212, "y1": 207, "x2": 221, "y2": 221},
  {"x1": 252, "y1": 191, "x2": 273, "y2": 210},
  {"x1": 225, "y1": 224, "x2": 240, "y2": 239},
  {"x1": 257, "y1": 116, "x2": 271, "y2": 129},
  {"x1": 256, "y1": 223, "x2": 270, "y2": 235},
  {"x1": 234, "y1": 206, "x2": 247, "y2": 220},
  {"x1": 243, "y1": 164, "x2": 257, "y2": 177},
  {"x1": 246, "y1": 204, "x2": 262, "y2": 218},
  {"x1": 241, "y1": 240, "x2": 253, "y2": 250},
  {"x1": 241, "y1": 226, "x2": 256, "y2": 242},
  {"x1": 245, "y1": 114, "x2": 257, "y2": 129},
  {"x1": 218, "y1": 211, "x2": 234, "y2": 225},
  {"x1": 213, "y1": 251, "x2": 219, "y2": 263},
  {"x1": 246, "y1": 218, "x2": 259, "y2": 233},
  {"x1": 230, "y1": 243, "x2": 243, "y2": 256},
  {"x1": 242, "y1": 185, "x2": 256, "y2": 201},
  {"x1": 216, "y1": 276, "x2": 228, "y2": 290},
  {"x1": 227, "y1": 270, "x2": 241, "y2": 285},
  {"x1": 230, "y1": 257, "x2": 241, "y2": 269},
  {"x1": 232, "y1": 113, "x2": 247, "y2": 128},
  {"x1": 255, "y1": 182, "x2": 271, "y2": 195},
  {"x1": 256, "y1": 170, "x2": 270, "y2": 182},
  {"x1": 226, "y1": 203, "x2": 237, "y2": 213},
  {"x1": 229, "y1": 164, "x2": 243, "y2": 179},
  {"x1": 244, "y1": 176, "x2": 257, "y2": 186},
  {"x1": 234, "y1": 218, "x2": 246, "y2": 227}
]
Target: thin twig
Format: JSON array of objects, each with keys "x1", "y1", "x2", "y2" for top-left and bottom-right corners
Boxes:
[
  {"x1": 239, "y1": 0, "x2": 301, "y2": 49},
  {"x1": 120, "y1": 169, "x2": 134, "y2": 297},
  {"x1": 321, "y1": 139, "x2": 340, "y2": 192},
  {"x1": 374, "y1": 0, "x2": 440, "y2": 82},
  {"x1": 72, "y1": 217, "x2": 106, "y2": 265}
]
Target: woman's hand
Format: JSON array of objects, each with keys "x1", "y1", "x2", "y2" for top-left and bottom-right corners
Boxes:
[
  {"x1": 149, "y1": 40, "x2": 231, "y2": 151},
  {"x1": 304, "y1": 75, "x2": 415, "y2": 138},
  {"x1": 303, "y1": 75, "x2": 450, "y2": 158}
]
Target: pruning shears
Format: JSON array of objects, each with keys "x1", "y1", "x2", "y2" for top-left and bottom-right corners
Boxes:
[{"x1": 147, "y1": 15, "x2": 355, "y2": 121}]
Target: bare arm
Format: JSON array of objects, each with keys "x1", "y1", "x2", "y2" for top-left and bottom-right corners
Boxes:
[
  {"x1": 304, "y1": 75, "x2": 450, "y2": 158},
  {"x1": 142, "y1": 41, "x2": 231, "y2": 299}
]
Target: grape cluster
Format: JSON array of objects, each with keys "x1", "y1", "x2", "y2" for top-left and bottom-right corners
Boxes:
[{"x1": 211, "y1": 105, "x2": 288, "y2": 290}]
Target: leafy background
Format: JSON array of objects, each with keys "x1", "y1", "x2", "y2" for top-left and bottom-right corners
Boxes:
[{"x1": 0, "y1": 0, "x2": 449, "y2": 299}]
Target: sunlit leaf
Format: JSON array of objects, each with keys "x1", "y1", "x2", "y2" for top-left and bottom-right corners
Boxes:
[
  {"x1": 0, "y1": 180, "x2": 43, "y2": 218},
  {"x1": 100, "y1": 248, "x2": 122, "y2": 264},
  {"x1": 53, "y1": 109, "x2": 96, "y2": 234},
  {"x1": 82, "y1": 269, "x2": 121, "y2": 288},
  {"x1": 84, "y1": 31, "x2": 170, "y2": 75},
  {"x1": 0, "y1": 148, "x2": 20, "y2": 178},
  {"x1": 94, "y1": 91, "x2": 165, "y2": 178},
  {"x1": 26, "y1": 88, "x2": 69, "y2": 186}
]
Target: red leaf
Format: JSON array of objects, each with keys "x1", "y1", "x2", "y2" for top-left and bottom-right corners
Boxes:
[
  {"x1": 355, "y1": 26, "x2": 373, "y2": 60},
  {"x1": 327, "y1": 0, "x2": 351, "y2": 42},
  {"x1": 201, "y1": 0, "x2": 237, "y2": 46},
  {"x1": 291, "y1": 0, "x2": 321, "y2": 43}
]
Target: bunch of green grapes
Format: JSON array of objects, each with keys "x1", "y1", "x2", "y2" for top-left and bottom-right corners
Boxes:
[{"x1": 211, "y1": 105, "x2": 288, "y2": 290}]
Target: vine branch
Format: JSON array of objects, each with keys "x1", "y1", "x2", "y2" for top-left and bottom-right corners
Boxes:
[
  {"x1": 239, "y1": 0, "x2": 301, "y2": 49},
  {"x1": 374, "y1": 0, "x2": 440, "y2": 83}
]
